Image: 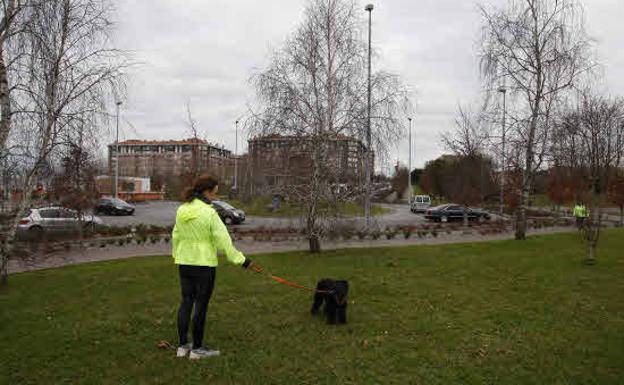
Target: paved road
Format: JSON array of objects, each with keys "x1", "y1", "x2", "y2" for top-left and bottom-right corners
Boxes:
[{"x1": 99, "y1": 201, "x2": 428, "y2": 229}]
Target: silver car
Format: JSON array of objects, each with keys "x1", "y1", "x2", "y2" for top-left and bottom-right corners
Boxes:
[{"x1": 17, "y1": 207, "x2": 103, "y2": 236}]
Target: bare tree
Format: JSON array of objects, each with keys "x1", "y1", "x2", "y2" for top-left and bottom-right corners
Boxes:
[
  {"x1": 442, "y1": 104, "x2": 491, "y2": 157},
  {"x1": 0, "y1": 0, "x2": 24, "y2": 153},
  {"x1": 479, "y1": 0, "x2": 595, "y2": 240},
  {"x1": 546, "y1": 166, "x2": 583, "y2": 213},
  {"x1": 50, "y1": 129, "x2": 100, "y2": 221},
  {"x1": 248, "y1": 0, "x2": 411, "y2": 252},
  {"x1": 184, "y1": 101, "x2": 202, "y2": 182},
  {"x1": 608, "y1": 175, "x2": 624, "y2": 227},
  {"x1": 0, "y1": 0, "x2": 127, "y2": 283},
  {"x1": 552, "y1": 93, "x2": 624, "y2": 263}
]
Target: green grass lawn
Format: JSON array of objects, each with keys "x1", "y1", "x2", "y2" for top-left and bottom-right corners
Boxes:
[
  {"x1": 228, "y1": 196, "x2": 390, "y2": 218},
  {"x1": 530, "y1": 194, "x2": 615, "y2": 210},
  {"x1": 2, "y1": 230, "x2": 624, "y2": 384}
]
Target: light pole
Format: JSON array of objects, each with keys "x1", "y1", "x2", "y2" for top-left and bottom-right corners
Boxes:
[
  {"x1": 364, "y1": 3, "x2": 373, "y2": 229},
  {"x1": 114, "y1": 100, "x2": 122, "y2": 199},
  {"x1": 408, "y1": 117, "x2": 412, "y2": 207},
  {"x1": 498, "y1": 87, "x2": 507, "y2": 215},
  {"x1": 234, "y1": 119, "x2": 239, "y2": 191}
]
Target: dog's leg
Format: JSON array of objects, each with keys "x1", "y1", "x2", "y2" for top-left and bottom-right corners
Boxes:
[
  {"x1": 311, "y1": 291, "x2": 324, "y2": 315},
  {"x1": 310, "y1": 279, "x2": 327, "y2": 315},
  {"x1": 337, "y1": 306, "x2": 347, "y2": 324},
  {"x1": 326, "y1": 300, "x2": 337, "y2": 325}
]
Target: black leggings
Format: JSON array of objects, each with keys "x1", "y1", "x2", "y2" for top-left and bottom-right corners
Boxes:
[{"x1": 177, "y1": 265, "x2": 216, "y2": 348}]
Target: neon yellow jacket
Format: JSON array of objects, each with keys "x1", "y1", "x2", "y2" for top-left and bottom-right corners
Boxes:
[
  {"x1": 172, "y1": 198, "x2": 246, "y2": 266},
  {"x1": 573, "y1": 205, "x2": 589, "y2": 218}
]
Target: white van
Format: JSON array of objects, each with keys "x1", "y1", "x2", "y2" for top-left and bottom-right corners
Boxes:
[{"x1": 410, "y1": 195, "x2": 432, "y2": 213}]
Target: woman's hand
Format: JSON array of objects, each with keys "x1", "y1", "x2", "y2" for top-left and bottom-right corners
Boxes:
[{"x1": 242, "y1": 258, "x2": 265, "y2": 273}]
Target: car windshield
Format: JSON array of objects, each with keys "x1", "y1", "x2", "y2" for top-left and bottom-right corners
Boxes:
[
  {"x1": 213, "y1": 201, "x2": 235, "y2": 210},
  {"x1": 431, "y1": 205, "x2": 449, "y2": 210}
]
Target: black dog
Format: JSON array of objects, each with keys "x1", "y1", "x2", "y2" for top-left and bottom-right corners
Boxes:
[{"x1": 310, "y1": 279, "x2": 349, "y2": 324}]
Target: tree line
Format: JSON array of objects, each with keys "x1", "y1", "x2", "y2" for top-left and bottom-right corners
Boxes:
[{"x1": 430, "y1": 0, "x2": 624, "y2": 263}]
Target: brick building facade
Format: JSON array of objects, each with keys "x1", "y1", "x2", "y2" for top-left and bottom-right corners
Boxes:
[
  {"x1": 247, "y1": 134, "x2": 372, "y2": 192},
  {"x1": 108, "y1": 139, "x2": 234, "y2": 185}
]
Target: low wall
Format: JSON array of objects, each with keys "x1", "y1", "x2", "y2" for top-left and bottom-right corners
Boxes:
[{"x1": 103, "y1": 192, "x2": 165, "y2": 202}]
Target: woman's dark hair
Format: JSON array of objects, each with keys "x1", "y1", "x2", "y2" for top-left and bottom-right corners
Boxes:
[{"x1": 182, "y1": 174, "x2": 219, "y2": 202}]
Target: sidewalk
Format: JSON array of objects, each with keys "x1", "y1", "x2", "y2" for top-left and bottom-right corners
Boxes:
[{"x1": 7, "y1": 226, "x2": 580, "y2": 274}]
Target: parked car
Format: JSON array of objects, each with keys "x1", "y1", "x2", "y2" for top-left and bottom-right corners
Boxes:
[
  {"x1": 212, "y1": 200, "x2": 246, "y2": 225},
  {"x1": 17, "y1": 207, "x2": 103, "y2": 236},
  {"x1": 424, "y1": 204, "x2": 491, "y2": 223},
  {"x1": 95, "y1": 197, "x2": 135, "y2": 216},
  {"x1": 410, "y1": 195, "x2": 432, "y2": 213}
]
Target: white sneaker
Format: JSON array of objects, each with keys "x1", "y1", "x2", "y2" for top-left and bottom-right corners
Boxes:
[
  {"x1": 176, "y1": 343, "x2": 192, "y2": 358},
  {"x1": 189, "y1": 347, "x2": 220, "y2": 359}
]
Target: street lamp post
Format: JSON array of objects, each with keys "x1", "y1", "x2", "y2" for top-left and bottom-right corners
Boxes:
[
  {"x1": 408, "y1": 117, "x2": 412, "y2": 207},
  {"x1": 114, "y1": 100, "x2": 122, "y2": 199},
  {"x1": 234, "y1": 119, "x2": 239, "y2": 191},
  {"x1": 498, "y1": 87, "x2": 507, "y2": 215},
  {"x1": 364, "y1": 3, "x2": 373, "y2": 229}
]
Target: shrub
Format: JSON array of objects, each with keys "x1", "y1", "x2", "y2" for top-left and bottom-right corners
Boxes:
[
  {"x1": 402, "y1": 226, "x2": 413, "y2": 239},
  {"x1": 385, "y1": 228, "x2": 398, "y2": 240},
  {"x1": 326, "y1": 228, "x2": 339, "y2": 241}
]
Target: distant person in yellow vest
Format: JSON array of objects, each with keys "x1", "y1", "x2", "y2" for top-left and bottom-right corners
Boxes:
[{"x1": 573, "y1": 202, "x2": 588, "y2": 229}]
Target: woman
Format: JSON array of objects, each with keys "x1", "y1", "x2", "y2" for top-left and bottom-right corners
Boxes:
[{"x1": 172, "y1": 174, "x2": 261, "y2": 359}]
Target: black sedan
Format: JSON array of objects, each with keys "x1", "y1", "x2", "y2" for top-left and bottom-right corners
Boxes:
[
  {"x1": 212, "y1": 200, "x2": 246, "y2": 225},
  {"x1": 424, "y1": 204, "x2": 491, "y2": 223},
  {"x1": 94, "y1": 197, "x2": 135, "y2": 216}
]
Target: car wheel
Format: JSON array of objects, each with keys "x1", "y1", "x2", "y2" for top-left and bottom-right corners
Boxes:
[
  {"x1": 441, "y1": 216, "x2": 448, "y2": 223},
  {"x1": 28, "y1": 226, "x2": 44, "y2": 240},
  {"x1": 224, "y1": 217, "x2": 233, "y2": 225}
]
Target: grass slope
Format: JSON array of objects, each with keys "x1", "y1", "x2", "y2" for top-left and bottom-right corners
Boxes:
[
  {"x1": 228, "y1": 197, "x2": 390, "y2": 218},
  {"x1": 1, "y1": 230, "x2": 624, "y2": 384}
]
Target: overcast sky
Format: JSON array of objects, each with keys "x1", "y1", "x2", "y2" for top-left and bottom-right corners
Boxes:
[{"x1": 113, "y1": 0, "x2": 624, "y2": 173}]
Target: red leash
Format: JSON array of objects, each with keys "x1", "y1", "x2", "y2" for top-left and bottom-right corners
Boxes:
[
  {"x1": 269, "y1": 275, "x2": 332, "y2": 294},
  {"x1": 250, "y1": 263, "x2": 332, "y2": 294}
]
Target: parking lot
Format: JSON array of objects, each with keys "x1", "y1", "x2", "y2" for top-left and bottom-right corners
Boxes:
[{"x1": 98, "y1": 200, "x2": 428, "y2": 229}]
